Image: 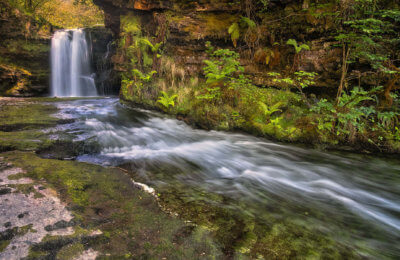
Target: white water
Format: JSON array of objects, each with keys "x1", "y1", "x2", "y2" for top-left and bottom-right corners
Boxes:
[
  {"x1": 51, "y1": 29, "x2": 97, "y2": 97},
  {"x1": 55, "y1": 98, "x2": 400, "y2": 257}
]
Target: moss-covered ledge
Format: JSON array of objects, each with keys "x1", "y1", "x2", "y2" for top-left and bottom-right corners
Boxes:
[{"x1": 0, "y1": 97, "x2": 221, "y2": 258}]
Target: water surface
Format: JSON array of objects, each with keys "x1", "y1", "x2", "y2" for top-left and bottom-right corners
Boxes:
[{"x1": 54, "y1": 98, "x2": 400, "y2": 258}]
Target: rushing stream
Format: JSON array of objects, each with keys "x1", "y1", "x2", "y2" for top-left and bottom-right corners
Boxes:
[{"x1": 53, "y1": 98, "x2": 400, "y2": 258}]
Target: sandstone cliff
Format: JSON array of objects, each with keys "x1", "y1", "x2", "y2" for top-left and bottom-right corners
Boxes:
[
  {"x1": 0, "y1": 0, "x2": 52, "y2": 96},
  {"x1": 94, "y1": 0, "x2": 346, "y2": 88}
]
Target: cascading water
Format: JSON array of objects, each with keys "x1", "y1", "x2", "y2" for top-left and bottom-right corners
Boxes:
[
  {"x1": 54, "y1": 98, "x2": 400, "y2": 258},
  {"x1": 51, "y1": 29, "x2": 97, "y2": 97}
]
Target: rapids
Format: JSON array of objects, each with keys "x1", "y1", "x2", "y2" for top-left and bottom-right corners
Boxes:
[{"x1": 55, "y1": 98, "x2": 400, "y2": 258}]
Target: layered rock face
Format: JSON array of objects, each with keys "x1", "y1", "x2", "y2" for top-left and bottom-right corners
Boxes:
[
  {"x1": 94, "y1": 0, "x2": 342, "y2": 88},
  {"x1": 92, "y1": 0, "x2": 400, "y2": 152},
  {"x1": 0, "y1": 0, "x2": 52, "y2": 96},
  {"x1": 85, "y1": 27, "x2": 120, "y2": 95}
]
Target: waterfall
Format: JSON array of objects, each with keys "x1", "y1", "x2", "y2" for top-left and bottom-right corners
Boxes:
[{"x1": 51, "y1": 29, "x2": 97, "y2": 97}]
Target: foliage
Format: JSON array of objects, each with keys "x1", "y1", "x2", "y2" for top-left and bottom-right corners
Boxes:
[
  {"x1": 228, "y1": 22, "x2": 240, "y2": 47},
  {"x1": 311, "y1": 86, "x2": 400, "y2": 144},
  {"x1": 334, "y1": 0, "x2": 400, "y2": 103},
  {"x1": 286, "y1": 39, "x2": 310, "y2": 70},
  {"x1": 9, "y1": 0, "x2": 103, "y2": 28},
  {"x1": 268, "y1": 71, "x2": 317, "y2": 106},
  {"x1": 199, "y1": 43, "x2": 253, "y2": 102},
  {"x1": 139, "y1": 38, "x2": 163, "y2": 56},
  {"x1": 157, "y1": 91, "x2": 178, "y2": 109},
  {"x1": 258, "y1": 0, "x2": 270, "y2": 12},
  {"x1": 119, "y1": 1, "x2": 400, "y2": 152},
  {"x1": 258, "y1": 101, "x2": 282, "y2": 118},
  {"x1": 228, "y1": 16, "x2": 257, "y2": 47},
  {"x1": 286, "y1": 39, "x2": 310, "y2": 54},
  {"x1": 132, "y1": 69, "x2": 157, "y2": 82},
  {"x1": 203, "y1": 48, "x2": 243, "y2": 84}
]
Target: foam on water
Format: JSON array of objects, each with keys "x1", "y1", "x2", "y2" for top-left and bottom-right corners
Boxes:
[{"x1": 56, "y1": 98, "x2": 400, "y2": 257}]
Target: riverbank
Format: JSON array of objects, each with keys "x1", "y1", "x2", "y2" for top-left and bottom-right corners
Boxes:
[
  {"x1": 104, "y1": 0, "x2": 400, "y2": 155},
  {"x1": 120, "y1": 87, "x2": 400, "y2": 156},
  {"x1": 0, "y1": 97, "x2": 221, "y2": 258},
  {"x1": 1, "y1": 97, "x2": 399, "y2": 258}
]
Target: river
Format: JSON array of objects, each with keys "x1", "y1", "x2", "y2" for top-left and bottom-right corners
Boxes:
[{"x1": 52, "y1": 97, "x2": 400, "y2": 258}]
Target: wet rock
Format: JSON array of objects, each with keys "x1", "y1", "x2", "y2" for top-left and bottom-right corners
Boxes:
[
  {"x1": 0, "y1": 227, "x2": 18, "y2": 241},
  {"x1": 36, "y1": 140, "x2": 101, "y2": 160},
  {"x1": 17, "y1": 212, "x2": 29, "y2": 219},
  {"x1": 44, "y1": 219, "x2": 77, "y2": 232},
  {"x1": 3, "y1": 222, "x2": 11, "y2": 228},
  {"x1": 0, "y1": 188, "x2": 11, "y2": 195},
  {"x1": 0, "y1": 166, "x2": 74, "y2": 259},
  {"x1": 0, "y1": 0, "x2": 51, "y2": 97}
]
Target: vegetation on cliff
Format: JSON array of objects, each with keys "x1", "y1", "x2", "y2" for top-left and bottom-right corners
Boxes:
[
  {"x1": 6, "y1": 0, "x2": 103, "y2": 28},
  {"x1": 115, "y1": 0, "x2": 400, "y2": 153},
  {"x1": 0, "y1": 98, "x2": 221, "y2": 259},
  {"x1": 0, "y1": 0, "x2": 104, "y2": 96}
]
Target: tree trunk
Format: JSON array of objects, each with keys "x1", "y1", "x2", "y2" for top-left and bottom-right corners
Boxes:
[{"x1": 336, "y1": 43, "x2": 350, "y2": 104}]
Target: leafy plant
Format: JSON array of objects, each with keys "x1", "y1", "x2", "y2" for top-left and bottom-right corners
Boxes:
[
  {"x1": 197, "y1": 86, "x2": 221, "y2": 101},
  {"x1": 258, "y1": 101, "x2": 283, "y2": 118},
  {"x1": 138, "y1": 38, "x2": 162, "y2": 57},
  {"x1": 203, "y1": 46, "x2": 243, "y2": 85},
  {"x1": 286, "y1": 39, "x2": 310, "y2": 54},
  {"x1": 258, "y1": 0, "x2": 270, "y2": 12},
  {"x1": 200, "y1": 43, "x2": 254, "y2": 103},
  {"x1": 268, "y1": 71, "x2": 317, "y2": 106},
  {"x1": 333, "y1": 1, "x2": 400, "y2": 104},
  {"x1": 132, "y1": 69, "x2": 157, "y2": 82},
  {"x1": 157, "y1": 91, "x2": 178, "y2": 109},
  {"x1": 310, "y1": 87, "x2": 389, "y2": 143},
  {"x1": 286, "y1": 39, "x2": 310, "y2": 70},
  {"x1": 228, "y1": 22, "x2": 240, "y2": 47},
  {"x1": 228, "y1": 16, "x2": 257, "y2": 47}
]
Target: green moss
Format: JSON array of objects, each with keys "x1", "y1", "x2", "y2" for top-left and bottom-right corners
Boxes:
[
  {"x1": 25, "y1": 250, "x2": 48, "y2": 259},
  {"x1": 0, "y1": 100, "x2": 62, "y2": 152},
  {"x1": 3, "y1": 39, "x2": 50, "y2": 55},
  {"x1": 0, "y1": 130, "x2": 53, "y2": 152},
  {"x1": 124, "y1": 175, "x2": 356, "y2": 259},
  {"x1": 0, "y1": 240, "x2": 11, "y2": 252},
  {"x1": 1, "y1": 151, "x2": 221, "y2": 258},
  {"x1": 121, "y1": 14, "x2": 141, "y2": 36},
  {"x1": 0, "y1": 56, "x2": 32, "y2": 76},
  {"x1": 0, "y1": 224, "x2": 36, "y2": 253},
  {"x1": 0, "y1": 103, "x2": 58, "y2": 131},
  {"x1": 167, "y1": 13, "x2": 237, "y2": 39},
  {"x1": 9, "y1": 183, "x2": 45, "y2": 198},
  {"x1": 56, "y1": 242, "x2": 85, "y2": 260}
]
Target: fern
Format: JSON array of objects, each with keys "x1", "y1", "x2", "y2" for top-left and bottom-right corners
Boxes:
[
  {"x1": 138, "y1": 38, "x2": 162, "y2": 53},
  {"x1": 228, "y1": 22, "x2": 240, "y2": 47},
  {"x1": 240, "y1": 16, "x2": 256, "y2": 28},
  {"x1": 157, "y1": 91, "x2": 178, "y2": 109},
  {"x1": 132, "y1": 69, "x2": 157, "y2": 82},
  {"x1": 286, "y1": 39, "x2": 310, "y2": 54},
  {"x1": 228, "y1": 16, "x2": 256, "y2": 47},
  {"x1": 258, "y1": 102, "x2": 283, "y2": 118}
]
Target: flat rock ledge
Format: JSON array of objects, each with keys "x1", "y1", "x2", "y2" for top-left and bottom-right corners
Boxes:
[{"x1": 0, "y1": 159, "x2": 98, "y2": 260}]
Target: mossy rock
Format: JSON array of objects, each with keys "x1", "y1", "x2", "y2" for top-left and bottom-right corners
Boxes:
[{"x1": 1, "y1": 151, "x2": 222, "y2": 258}]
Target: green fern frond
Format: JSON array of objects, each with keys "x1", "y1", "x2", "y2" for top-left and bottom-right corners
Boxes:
[
  {"x1": 228, "y1": 22, "x2": 240, "y2": 47},
  {"x1": 240, "y1": 16, "x2": 256, "y2": 28}
]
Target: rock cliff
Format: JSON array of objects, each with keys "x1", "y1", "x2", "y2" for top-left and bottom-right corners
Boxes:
[
  {"x1": 94, "y1": 0, "x2": 344, "y2": 88},
  {"x1": 93, "y1": 0, "x2": 400, "y2": 153},
  {"x1": 0, "y1": 0, "x2": 52, "y2": 96}
]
